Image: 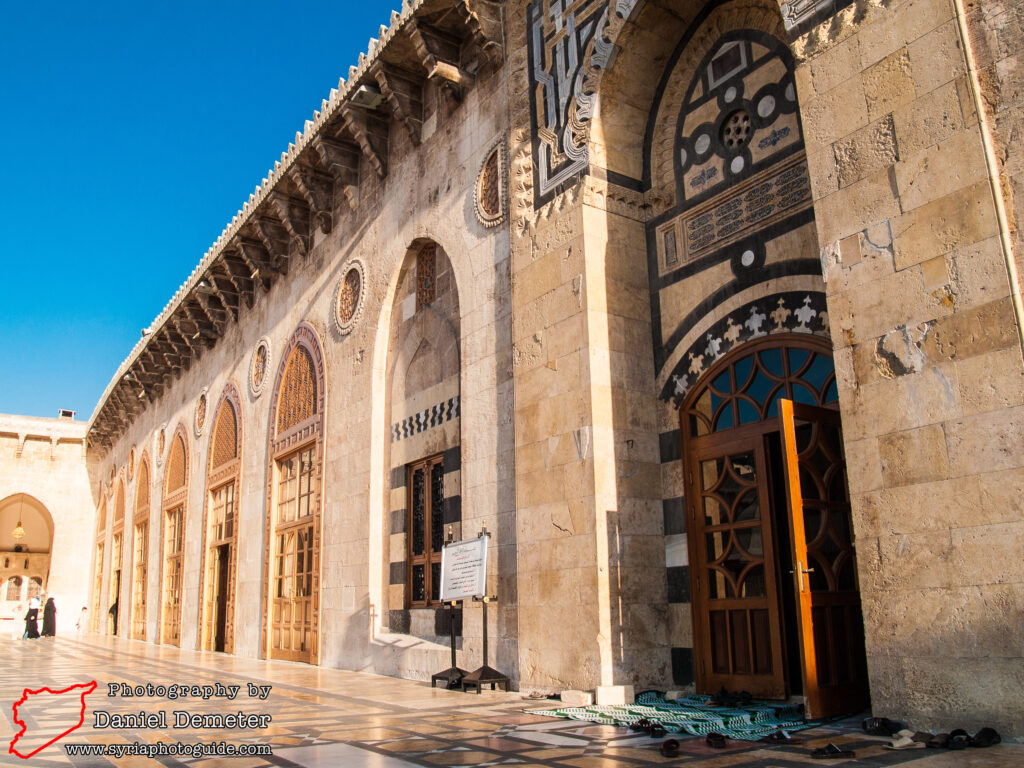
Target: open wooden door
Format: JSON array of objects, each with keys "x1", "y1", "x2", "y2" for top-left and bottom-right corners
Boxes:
[
  {"x1": 687, "y1": 432, "x2": 786, "y2": 698},
  {"x1": 778, "y1": 399, "x2": 869, "y2": 717}
]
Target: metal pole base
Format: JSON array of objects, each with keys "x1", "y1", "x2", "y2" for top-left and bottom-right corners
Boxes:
[
  {"x1": 460, "y1": 665, "x2": 510, "y2": 694},
  {"x1": 431, "y1": 667, "x2": 469, "y2": 689}
]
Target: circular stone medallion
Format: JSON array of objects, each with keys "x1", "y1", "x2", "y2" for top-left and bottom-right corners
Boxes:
[
  {"x1": 250, "y1": 337, "x2": 271, "y2": 397},
  {"x1": 334, "y1": 260, "x2": 365, "y2": 335}
]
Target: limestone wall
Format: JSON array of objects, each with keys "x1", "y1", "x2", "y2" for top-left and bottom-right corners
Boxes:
[
  {"x1": 793, "y1": 0, "x2": 1024, "y2": 735},
  {"x1": 0, "y1": 414, "x2": 92, "y2": 635},
  {"x1": 86, "y1": 45, "x2": 515, "y2": 680}
]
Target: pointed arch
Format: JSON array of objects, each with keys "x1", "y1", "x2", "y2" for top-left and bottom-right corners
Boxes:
[
  {"x1": 159, "y1": 423, "x2": 189, "y2": 647},
  {"x1": 131, "y1": 452, "x2": 152, "y2": 640},
  {"x1": 384, "y1": 239, "x2": 463, "y2": 619},
  {"x1": 263, "y1": 323, "x2": 326, "y2": 663},
  {"x1": 201, "y1": 382, "x2": 243, "y2": 654}
]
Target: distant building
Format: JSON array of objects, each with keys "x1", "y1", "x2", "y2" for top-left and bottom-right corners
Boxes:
[{"x1": 5, "y1": 0, "x2": 1022, "y2": 738}]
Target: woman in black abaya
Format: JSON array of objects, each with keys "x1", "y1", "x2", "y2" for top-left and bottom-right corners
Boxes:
[
  {"x1": 42, "y1": 597, "x2": 56, "y2": 637},
  {"x1": 24, "y1": 605, "x2": 39, "y2": 639}
]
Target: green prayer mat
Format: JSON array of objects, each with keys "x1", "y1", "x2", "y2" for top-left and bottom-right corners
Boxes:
[{"x1": 528, "y1": 691, "x2": 819, "y2": 741}]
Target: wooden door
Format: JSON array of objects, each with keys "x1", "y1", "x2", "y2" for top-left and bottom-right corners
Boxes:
[
  {"x1": 688, "y1": 431, "x2": 786, "y2": 698},
  {"x1": 779, "y1": 399, "x2": 869, "y2": 717},
  {"x1": 131, "y1": 522, "x2": 147, "y2": 640},
  {"x1": 270, "y1": 524, "x2": 314, "y2": 662}
]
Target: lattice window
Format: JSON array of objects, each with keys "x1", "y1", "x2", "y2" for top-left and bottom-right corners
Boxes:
[
  {"x1": 135, "y1": 461, "x2": 150, "y2": 519},
  {"x1": 97, "y1": 500, "x2": 107, "y2": 533},
  {"x1": 27, "y1": 577, "x2": 43, "y2": 599},
  {"x1": 5, "y1": 576, "x2": 22, "y2": 601},
  {"x1": 276, "y1": 347, "x2": 317, "y2": 433},
  {"x1": 212, "y1": 400, "x2": 238, "y2": 469},
  {"x1": 685, "y1": 341, "x2": 838, "y2": 438},
  {"x1": 166, "y1": 435, "x2": 187, "y2": 493},
  {"x1": 407, "y1": 454, "x2": 445, "y2": 607},
  {"x1": 416, "y1": 244, "x2": 436, "y2": 311},
  {"x1": 114, "y1": 482, "x2": 125, "y2": 526}
]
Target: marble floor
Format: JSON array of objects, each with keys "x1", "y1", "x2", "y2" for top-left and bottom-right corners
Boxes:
[{"x1": 0, "y1": 635, "x2": 1018, "y2": 767}]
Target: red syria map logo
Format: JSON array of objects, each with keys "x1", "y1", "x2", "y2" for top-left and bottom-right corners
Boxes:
[{"x1": 9, "y1": 680, "x2": 97, "y2": 759}]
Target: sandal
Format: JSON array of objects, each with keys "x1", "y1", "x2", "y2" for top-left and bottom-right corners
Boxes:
[
  {"x1": 969, "y1": 727, "x2": 1001, "y2": 748},
  {"x1": 949, "y1": 729, "x2": 970, "y2": 750},
  {"x1": 760, "y1": 728, "x2": 803, "y2": 744},
  {"x1": 861, "y1": 717, "x2": 903, "y2": 736},
  {"x1": 927, "y1": 733, "x2": 950, "y2": 749},
  {"x1": 811, "y1": 743, "x2": 855, "y2": 759},
  {"x1": 705, "y1": 732, "x2": 727, "y2": 749},
  {"x1": 630, "y1": 718, "x2": 653, "y2": 733},
  {"x1": 660, "y1": 738, "x2": 680, "y2": 757}
]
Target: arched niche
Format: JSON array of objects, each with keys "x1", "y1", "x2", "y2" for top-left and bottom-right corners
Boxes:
[{"x1": 383, "y1": 239, "x2": 463, "y2": 630}]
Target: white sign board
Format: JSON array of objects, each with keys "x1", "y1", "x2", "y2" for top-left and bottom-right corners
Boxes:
[{"x1": 440, "y1": 535, "x2": 488, "y2": 602}]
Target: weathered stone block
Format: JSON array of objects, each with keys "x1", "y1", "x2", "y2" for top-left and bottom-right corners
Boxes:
[
  {"x1": 944, "y1": 406, "x2": 1024, "y2": 476},
  {"x1": 560, "y1": 689, "x2": 593, "y2": 707},
  {"x1": 877, "y1": 424, "x2": 950, "y2": 487},
  {"x1": 863, "y1": 50, "x2": 916, "y2": 122},
  {"x1": 595, "y1": 685, "x2": 635, "y2": 706},
  {"x1": 892, "y1": 180, "x2": 998, "y2": 270}
]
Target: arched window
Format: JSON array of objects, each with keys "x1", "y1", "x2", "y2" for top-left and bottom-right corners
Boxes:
[
  {"x1": 5, "y1": 576, "x2": 22, "y2": 601},
  {"x1": 161, "y1": 427, "x2": 189, "y2": 646},
  {"x1": 264, "y1": 324, "x2": 324, "y2": 664},
  {"x1": 27, "y1": 577, "x2": 42, "y2": 600},
  {"x1": 202, "y1": 384, "x2": 241, "y2": 654}
]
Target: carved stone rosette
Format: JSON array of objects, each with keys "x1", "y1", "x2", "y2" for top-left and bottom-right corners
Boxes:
[
  {"x1": 474, "y1": 139, "x2": 508, "y2": 227},
  {"x1": 334, "y1": 259, "x2": 366, "y2": 335},
  {"x1": 250, "y1": 337, "x2": 272, "y2": 398}
]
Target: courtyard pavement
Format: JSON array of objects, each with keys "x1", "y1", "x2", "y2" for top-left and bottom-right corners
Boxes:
[{"x1": 0, "y1": 634, "x2": 1019, "y2": 767}]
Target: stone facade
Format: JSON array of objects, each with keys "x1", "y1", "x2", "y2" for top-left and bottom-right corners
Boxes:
[
  {"x1": 7, "y1": 0, "x2": 1019, "y2": 738},
  {"x1": 0, "y1": 414, "x2": 91, "y2": 636}
]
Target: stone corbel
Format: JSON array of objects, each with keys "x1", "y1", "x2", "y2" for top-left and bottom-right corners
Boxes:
[
  {"x1": 371, "y1": 61, "x2": 425, "y2": 146},
  {"x1": 269, "y1": 193, "x2": 312, "y2": 257},
  {"x1": 234, "y1": 237, "x2": 279, "y2": 290},
  {"x1": 408, "y1": 19, "x2": 472, "y2": 106},
  {"x1": 341, "y1": 103, "x2": 389, "y2": 178},
  {"x1": 289, "y1": 165, "x2": 335, "y2": 234},
  {"x1": 454, "y1": 0, "x2": 504, "y2": 67},
  {"x1": 252, "y1": 217, "x2": 292, "y2": 276},
  {"x1": 313, "y1": 136, "x2": 361, "y2": 208}
]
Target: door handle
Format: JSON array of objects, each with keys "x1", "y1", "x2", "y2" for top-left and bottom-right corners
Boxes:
[{"x1": 790, "y1": 560, "x2": 815, "y2": 592}]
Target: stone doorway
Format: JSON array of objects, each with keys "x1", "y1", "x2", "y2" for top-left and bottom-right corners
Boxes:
[{"x1": 681, "y1": 335, "x2": 869, "y2": 718}]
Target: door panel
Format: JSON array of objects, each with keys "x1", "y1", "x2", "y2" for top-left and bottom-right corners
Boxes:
[
  {"x1": 779, "y1": 399, "x2": 869, "y2": 717},
  {"x1": 688, "y1": 433, "x2": 785, "y2": 697}
]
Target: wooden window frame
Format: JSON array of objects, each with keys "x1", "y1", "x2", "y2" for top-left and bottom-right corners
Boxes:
[{"x1": 406, "y1": 454, "x2": 445, "y2": 608}]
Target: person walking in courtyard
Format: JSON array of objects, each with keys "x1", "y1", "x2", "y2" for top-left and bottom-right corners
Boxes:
[
  {"x1": 23, "y1": 604, "x2": 39, "y2": 639},
  {"x1": 75, "y1": 606, "x2": 87, "y2": 633},
  {"x1": 42, "y1": 597, "x2": 56, "y2": 637}
]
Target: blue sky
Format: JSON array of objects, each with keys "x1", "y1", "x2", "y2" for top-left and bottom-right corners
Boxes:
[{"x1": 0, "y1": 1, "x2": 400, "y2": 420}]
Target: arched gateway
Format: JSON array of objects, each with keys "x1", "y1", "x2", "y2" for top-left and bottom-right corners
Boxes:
[{"x1": 681, "y1": 335, "x2": 868, "y2": 716}]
